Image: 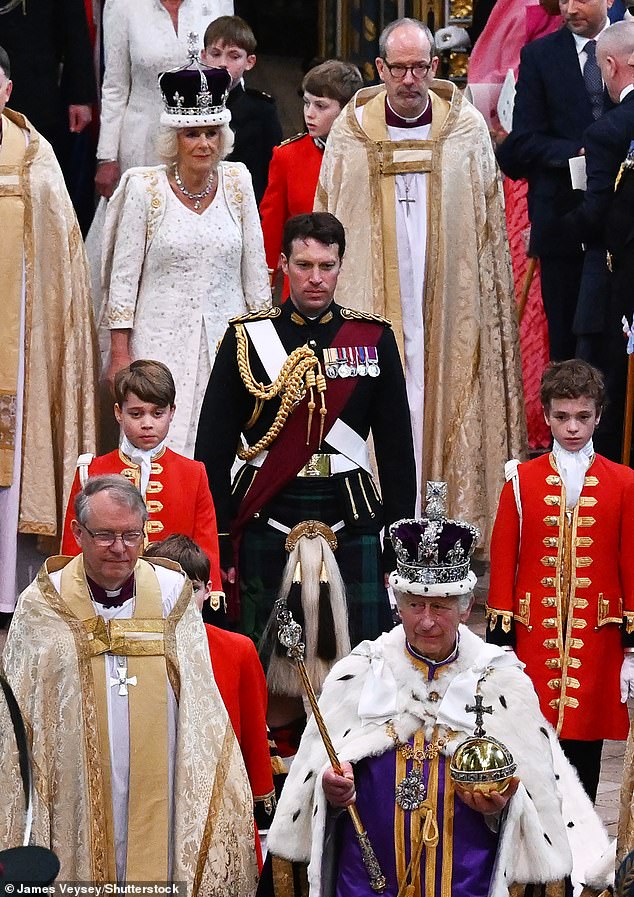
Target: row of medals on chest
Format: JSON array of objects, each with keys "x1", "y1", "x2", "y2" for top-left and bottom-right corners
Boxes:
[{"x1": 323, "y1": 346, "x2": 380, "y2": 379}]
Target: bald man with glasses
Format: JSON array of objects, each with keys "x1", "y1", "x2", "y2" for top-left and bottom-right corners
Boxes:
[{"x1": 315, "y1": 16, "x2": 526, "y2": 551}]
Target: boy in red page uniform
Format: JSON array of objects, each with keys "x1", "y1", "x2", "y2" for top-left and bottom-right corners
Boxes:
[
  {"x1": 260, "y1": 60, "x2": 362, "y2": 298},
  {"x1": 144, "y1": 534, "x2": 275, "y2": 869},
  {"x1": 61, "y1": 360, "x2": 223, "y2": 608},
  {"x1": 486, "y1": 359, "x2": 634, "y2": 801}
]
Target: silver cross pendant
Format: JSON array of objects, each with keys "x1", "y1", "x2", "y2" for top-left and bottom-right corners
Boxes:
[{"x1": 109, "y1": 664, "x2": 137, "y2": 696}]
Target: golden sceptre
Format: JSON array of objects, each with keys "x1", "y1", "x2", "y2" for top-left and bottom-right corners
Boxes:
[{"x1": 274, "y1": 598, "x2": 387, "y2": 893}]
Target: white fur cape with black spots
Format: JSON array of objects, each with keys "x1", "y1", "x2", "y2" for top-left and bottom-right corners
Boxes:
[{"x1": 267, "y1": 624, "x2": 613, "y2": 897}]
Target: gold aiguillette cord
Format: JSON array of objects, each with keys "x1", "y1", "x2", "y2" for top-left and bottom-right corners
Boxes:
[{"x1": 274, "y1": 599, "x2": 387, "y2": 893}]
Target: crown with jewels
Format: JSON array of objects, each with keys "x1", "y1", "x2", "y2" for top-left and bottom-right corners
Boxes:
[
  {"x1": 158, "y1": 32, "x2": 231, "y2": 128},
  {"x1": 389, "y1": 482, "x2": 480, "y2": 596}
]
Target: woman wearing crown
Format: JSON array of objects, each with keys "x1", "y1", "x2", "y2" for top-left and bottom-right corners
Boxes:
[{"x1": 100, "y1": 62, "x2": 270, "y2": 457}]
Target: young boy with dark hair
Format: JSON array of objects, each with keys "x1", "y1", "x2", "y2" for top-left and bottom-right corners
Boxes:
[
  {"x1": 61, "y1": 360, "x2": 223, "y2": 606},
  {"x1": 202, "y1": 15, "x2": 282, "y2": 205},
  {"x1": 260, "y1": 59, "x2": 363, "y2": 297},
  {"x1": 486, "y1": 359, "x2": 634, "y2": 802},
  {"x1": 144, "y1": 534, "x2": 275, "y2": 867}
]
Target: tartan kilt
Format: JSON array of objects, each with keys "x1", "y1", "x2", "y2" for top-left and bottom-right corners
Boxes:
[{"x1": 239, "y1": 476, "x2": 393, "y2": 657}]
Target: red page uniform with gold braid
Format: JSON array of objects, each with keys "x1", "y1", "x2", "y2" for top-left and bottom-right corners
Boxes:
[
  {"x1": 486, "y1": 452, "x2": 634, "y2": 741},
  {"x1": 61, "y1": 448, "x2": 223, "y2": 600}
]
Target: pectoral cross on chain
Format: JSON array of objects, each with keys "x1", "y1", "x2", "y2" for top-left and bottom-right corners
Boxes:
[
  {"x1": 397, "y1": 176, "x2": 416, "y2": 217},
  {"x1": 110, "y1": 664, "x2": 137, "y2": 696},
  {"x1": 465, "y1": 693, "x2": 493, "y2": 737}
]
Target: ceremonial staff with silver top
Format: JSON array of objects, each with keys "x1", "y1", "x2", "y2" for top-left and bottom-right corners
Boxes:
[
  {"x1": 268, "y1": 519, "x2": 386, "y2": 893},
  {"x1": 261, "y1": 483, "x2": 612, "y2": 897}
]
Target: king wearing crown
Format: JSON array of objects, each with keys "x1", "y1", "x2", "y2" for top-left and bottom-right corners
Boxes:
[{"x1": 259, "y1": 483, "x2": 612, "y2": 897}]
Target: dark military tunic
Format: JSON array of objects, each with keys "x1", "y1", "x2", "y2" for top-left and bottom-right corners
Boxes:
[
  {"x1": 195, "y1": 299, "x2": 416, "y2": 645},
  {"x1": 226, "y1": 82, "x2": 283, "y2": 205}
]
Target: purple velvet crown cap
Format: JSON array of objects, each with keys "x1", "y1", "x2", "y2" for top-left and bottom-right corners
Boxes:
[
  {"x1": 158, "y1": 65, "x2": 231, "y2": 118},
  {"x1": 389, "y1": 517, "x2": 478, "y2": 564}
]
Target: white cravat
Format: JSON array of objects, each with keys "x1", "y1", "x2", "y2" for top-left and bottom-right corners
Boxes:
[
  {"x1": 552, "y1": 438, "x2": 594, "y2": 510},
  {"x1": 120, "y1": 434, "x2": 166, "y2": 497}
]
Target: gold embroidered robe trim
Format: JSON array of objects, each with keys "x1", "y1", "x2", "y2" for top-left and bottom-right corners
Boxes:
[
  {"x1": 0, "y1": 114, "x2": 27, "y2": 486},
  {"x1": 0, "y1": 109, "x2": 98, "y2": 537},
  {"x1": 315, "y1": 82, "x2": 526, "y2": 551},
  {"x1": 60, "y1": 555, "x2": 170, "y2": 881},
  {"x1": 0, "y1": 555, "x2": 258, "y2": 892}
]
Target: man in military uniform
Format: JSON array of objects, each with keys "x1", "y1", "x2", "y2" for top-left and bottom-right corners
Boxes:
[{"x1": 195, "y1": 212, "x2": 416, "y2": 656}]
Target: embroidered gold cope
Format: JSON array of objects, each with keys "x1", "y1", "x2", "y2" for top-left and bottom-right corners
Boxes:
[
  {"x1": 0, "y1": 109, "x2": 97, "y2": 537},
  {"x1": 315, "y1": 82, "x2": 527, "y2": 549},
  {"x1": 0, "y1": 555, "x2": 258, "y2": 893},
  {"x1": 0, "y1": 113, "x2": 25, "y2": 486}
]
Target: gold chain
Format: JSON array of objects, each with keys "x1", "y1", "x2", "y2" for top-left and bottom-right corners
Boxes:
[
  {"x1": 234, "y1": 323, "x2": 326, "y2": 460},
  {"x1": 386, "y1": 721, "x2": 446, "y2": 764}
]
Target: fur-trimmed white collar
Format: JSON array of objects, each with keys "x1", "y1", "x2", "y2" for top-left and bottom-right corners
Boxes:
[{"x1": 268, "y1": 626, "x2": 611, "y2": 897}]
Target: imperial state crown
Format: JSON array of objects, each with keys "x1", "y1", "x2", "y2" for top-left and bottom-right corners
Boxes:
[{"x1": 389, "y1": 482, "x2": 479, "y2": 597}]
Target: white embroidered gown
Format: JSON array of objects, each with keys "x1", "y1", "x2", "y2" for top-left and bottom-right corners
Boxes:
[{"x1": 104, "y1": 164, "x2": 270, "y2": 457}]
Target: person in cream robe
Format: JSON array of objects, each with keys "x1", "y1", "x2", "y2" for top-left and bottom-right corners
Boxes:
[{"x1": 314, "y1": 18, "x2": 526, "y2": 549}]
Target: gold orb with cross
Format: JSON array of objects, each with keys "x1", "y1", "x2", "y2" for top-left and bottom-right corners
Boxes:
[
  {"x1": 450, "y1": 736, "x2": 516, "y2": 794},
  {"x1": 449, "y1": 692, "x2": 516, "y2": 794}
]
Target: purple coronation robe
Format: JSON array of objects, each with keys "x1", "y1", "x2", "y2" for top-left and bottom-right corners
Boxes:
[{"x1": 335, "y1": 646, "x2": 499, "y2": 897}]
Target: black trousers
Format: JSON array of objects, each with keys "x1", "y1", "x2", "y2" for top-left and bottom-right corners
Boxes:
[
  {"x1": 540, "y1": 254, "x2": 584, "y2": 361},
  {"x1": 559, "y1": 738, "x2": 603, "y2": 802}
]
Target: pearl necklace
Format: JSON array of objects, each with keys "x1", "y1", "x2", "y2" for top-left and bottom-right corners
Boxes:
[{"x1": 173, "y1": 164, "x2": 216, "y2": 210}]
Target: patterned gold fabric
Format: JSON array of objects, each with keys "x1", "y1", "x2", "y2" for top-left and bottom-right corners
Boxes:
[
  {"x1": 0, "y1": 557, "x2": 258, "y2": 893},
  {"x1": 0, "y1": 109, "x2": 98, "y2": 538},
  {"x1": 618, "y1": 718, "x2": 634, "y2": 863},
  {"x1": 0, "y1": 114, "x2": 26, "y2": 487},
  {"x1": 315, "y1": 82, "x2": 527, "y2": 550}
]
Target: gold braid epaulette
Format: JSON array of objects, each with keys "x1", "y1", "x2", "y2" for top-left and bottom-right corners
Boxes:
[
  {"x1": 229, "y1": 307, "x2": 282, "y2": 325},
  {"x1": 234, "y1": 322, "x2": 327, "y2": 460},
  {"x1": 340, "y1": 307, "x2": 392, "y2": 326}
]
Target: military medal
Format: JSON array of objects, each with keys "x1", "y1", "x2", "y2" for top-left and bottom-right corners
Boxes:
[
  {"x1": 356, "y1": 347, "x2": 367, "y2": 376},
  {"x1": 323, "y1": 348, "x2": 340, "y2": 378},
  {"x1": 367, "y1": 347, "x2": 380, "y2": 377},
  {"x1": 346, "y1": 347, "x2": 357, "y2": 377},
  {"x1": 337, "y1": 347, "x2": 351, "y2": 378},
  {"x1": 395, "y1": 768, "x2": 427, "y2": 810}
]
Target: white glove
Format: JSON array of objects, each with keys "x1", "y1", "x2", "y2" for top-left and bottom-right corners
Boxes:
[
  {"x1": 620, "y1": 654, "x2": 634, "y2": 702},
  {"x1": 625, "y1": 8, "x2": 634, "y2": 20},
  {"x1": 434, "y1": 25, "x2": 471, "y2": 51}
]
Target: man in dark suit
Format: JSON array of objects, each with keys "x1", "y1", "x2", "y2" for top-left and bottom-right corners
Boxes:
[
  {"x1": 497, "y1": 0, "x2": 615, "y2": 361},
  {"x1": 600, "y1": 147, "x2": 634, "y2": 461},
  {"x1": 586, "y1": 21, "x2": 634, "y2": 460},
  {"x1": 557, "y1": 21, "x2": 634, "y2": 374},
  {"x1": 0, "y1": 0, "x2": 95, "y2": 162}
]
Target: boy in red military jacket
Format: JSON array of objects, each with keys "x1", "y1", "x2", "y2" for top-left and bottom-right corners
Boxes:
[
  {"x1": 259, "y1": 60, "x2": 362, "y2": 298},
  {"x1": 61, "y1": 360, "x2": 223, "y2": 607},
  {"x1": 144, "y1": 534, "x2": 275, "y2": 870},
  {"x1": 486, "y1": 359, "x2": 634, "y2": 800}
]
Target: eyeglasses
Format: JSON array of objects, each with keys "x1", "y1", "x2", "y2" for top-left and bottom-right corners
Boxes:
[
  {"x1": 382, "y1": 59, "x2": 433, "y2": 80},
  {"x1": 81, "y1": 524, "x2": 144, "y2": 547}
]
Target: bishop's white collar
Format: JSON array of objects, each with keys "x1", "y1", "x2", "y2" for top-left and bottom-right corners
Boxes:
[
  {"x1": 552, "y1": 438, "x2": 594, "y2": 510},
  {"x1": 120, "y1": 434, "x2": 166, "y2": 497}
]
